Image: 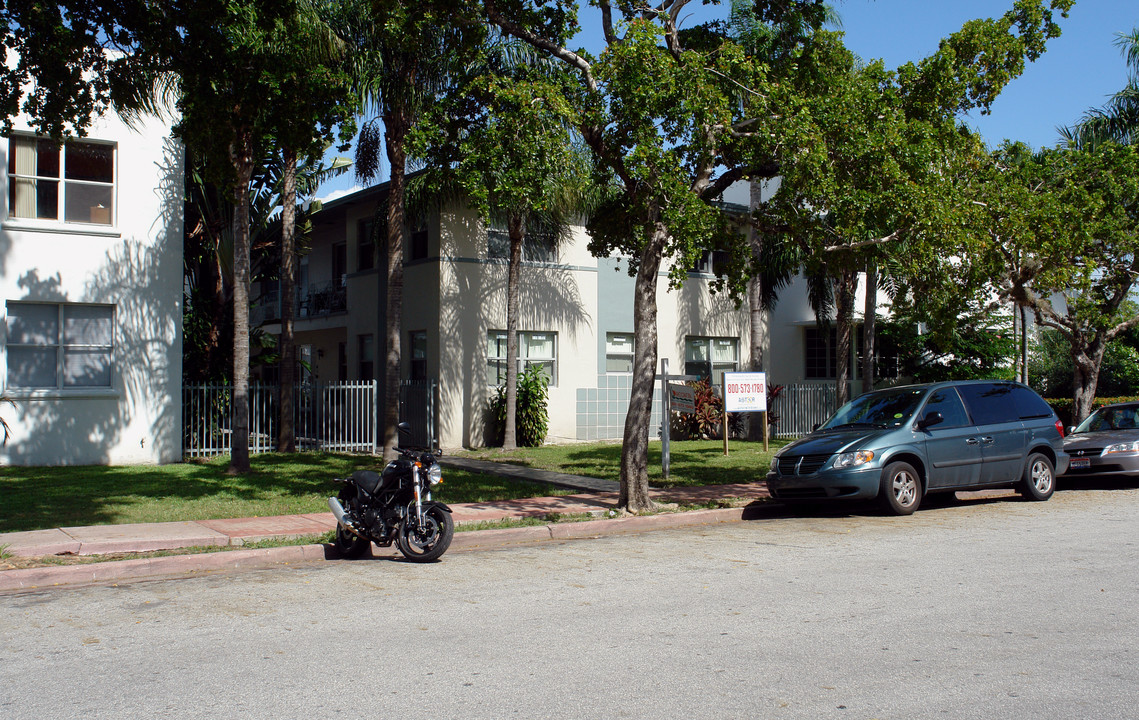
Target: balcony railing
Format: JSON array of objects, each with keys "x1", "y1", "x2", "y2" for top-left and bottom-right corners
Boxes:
[{"x1": 253, "y1": 281, "x2": 347, "y2": 325}]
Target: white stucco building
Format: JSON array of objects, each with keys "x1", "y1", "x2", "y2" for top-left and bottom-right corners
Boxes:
[
  {"x1": 0, "y1": 110, "x2": 184, "y2": 465},
  {"x1": 254, "y1": 178, "x2": 894, "y2": 450}
]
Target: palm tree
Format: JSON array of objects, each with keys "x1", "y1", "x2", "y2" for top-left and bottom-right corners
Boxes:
[
  {"x1": 1061, "y1": 28, "x2": 1139, "y2": 149},
  {"x1": 333, "y1": 0, "x2": 483, "y2": 461}
]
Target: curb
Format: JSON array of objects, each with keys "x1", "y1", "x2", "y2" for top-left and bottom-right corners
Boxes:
[{"x1": 0, "y1": 506, "x2": 757, "y2": 593}]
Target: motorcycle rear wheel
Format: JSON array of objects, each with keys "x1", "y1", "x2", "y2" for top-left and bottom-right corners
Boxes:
[
  {"x1": 333, "y1": 525, "x2": 370, "y2": 559},
  {"x1": 396, "y1": 506, "x2": 454, "y2": 562}
]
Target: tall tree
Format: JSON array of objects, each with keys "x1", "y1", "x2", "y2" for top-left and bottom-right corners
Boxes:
[
  {"x1": 413, "y1": 38, "x2": 591, "y2": 449},
  {"x1": 486, "y1": 1, "x2": 826, "y2": 511},
  {"x1": 335, "y1": 0, "x2": 483, "y2": 461},
  {"x1": 968, "y1": 142, "x2": 1139, "y2": 424}
]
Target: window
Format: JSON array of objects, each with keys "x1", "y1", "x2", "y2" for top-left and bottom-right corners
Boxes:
[
  {"x1": 358, "y1": 334, "x2": 374, "y2": 380},
  {"x1": 332, "y1": 242, "x2": 347, "y2": 286},
  {"x1": 337, "y1": 342, "x2": 347, "y2": 382},
  {"x1": 689, "y1": 250, "x2": 729, "y2": 276},
  {"x1": 805, "y1": 327, "x2": 838, "y2": 379},
  {"x1": 8, "y1": 136, "x2": 114, "y2": 225},
  {"x1": 487, "y1": 225, "x2": 557, "y2": 263},
  {"x1": 956, "y1": 383, "x2": 1020, "y2": 425},
  {"x1": 6, "y1": 302, "x2": 114, "y2": 389},
  {"x1": 410, "y1": 223, "x2": 428, "y2": 261},
  {"x1": 606, "y1": 332, "x2": 634, "y2": 373},
  {"x1": 685, "y1": 336, "x2": 738, "y2": 386},
  {"x1": 920, "y1": 388, "x2": 971, "y2": 429},
  {"x1": 409, "y1": 330, "x2": 427, "y2": 380},
  {"x1": 487, "y1": 330, "x2": 557, "y2": 385},
  {"x1": 357, "y1": 219, "x2": 377, "y2": 271}
]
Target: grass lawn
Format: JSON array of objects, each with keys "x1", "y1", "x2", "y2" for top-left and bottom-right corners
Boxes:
[
  {"x1": 0, "y1": 452, "x2": 570, "y2": 534},
  {"x1": 458, "y1": 438, "x2": 790, "y2": 488}
]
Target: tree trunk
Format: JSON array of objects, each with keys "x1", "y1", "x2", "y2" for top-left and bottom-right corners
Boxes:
[
  {"x1": 228, "y1": 139, "x2": 254, "y2": 474},
  {"x1": 747, "y1": 181, "x2": 765, "y2": 442},
  {"x1": 861, "y1": 263, "x2": 877, "y2": 395},
  {"x1": 619, "y1": 224, "x2": 666, "y2": 514},
  {"x1": 1071, "y1": 335, "x2": 1107, "y2": 425},
  {"x1": 382, "y1": 119, "x2": 408, "y2": 462},
  {"x1": 834, "y1": 269, "x2": 857, "y2": 407},
  {"x1": 278, "y1": 146, "x2": 297, "y2": 453},
  {"x1": 502, "y1": 213, "x2": 524, "y2": 450}
]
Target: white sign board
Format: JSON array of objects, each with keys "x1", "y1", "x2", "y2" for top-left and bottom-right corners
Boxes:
[
  {"x1": 723, "y1": 372, "x2": 767, "y2": 412},
  {"x1": 668, "y1": 383, "x2": 696, "y2": 414}
]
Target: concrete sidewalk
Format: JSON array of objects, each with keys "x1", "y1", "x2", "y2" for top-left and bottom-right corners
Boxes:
[{"x1": 0, "y1": 477, "x2": 769, "y2": 592}]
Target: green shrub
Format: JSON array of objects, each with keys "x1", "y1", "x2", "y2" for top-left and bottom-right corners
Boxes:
[{"x1": 490, "y1": 364, "x2": 550, "y2": 447}]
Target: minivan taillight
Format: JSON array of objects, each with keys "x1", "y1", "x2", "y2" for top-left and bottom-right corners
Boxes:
[{"x1": 1055, "y1": 419, "x2": 1065, "y2": 438}]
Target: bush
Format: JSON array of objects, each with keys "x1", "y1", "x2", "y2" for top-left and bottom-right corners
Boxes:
[
  {"x1": 670, "y1": 379, "x2": 747, "y2": 440},
  {"x1": 490, "y1": 364, "x2": 550, "y2": 447}
]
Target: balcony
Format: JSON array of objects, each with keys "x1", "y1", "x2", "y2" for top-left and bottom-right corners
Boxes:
[{"x1": 253, "y1": 281, "x2": 348, "y2": 325}]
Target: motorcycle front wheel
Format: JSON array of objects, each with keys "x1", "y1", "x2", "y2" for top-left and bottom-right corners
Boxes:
[
  {"x1": 396, "y1": 506, "x2": 454, "y2": 562},
  {"x1": 333, "y1": 525, "x2": 371, "y2": 559}
]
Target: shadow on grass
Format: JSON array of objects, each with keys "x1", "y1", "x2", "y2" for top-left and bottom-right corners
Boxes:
[{"x1": 0, "y1": 453, "x2": 563, "y2": 533}]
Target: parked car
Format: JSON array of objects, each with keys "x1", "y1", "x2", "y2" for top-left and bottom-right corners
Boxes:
[
  {"x1": 1062, "y1": 402, "x2": 1139, "y2": 478},
  {"x1": 765, "y1": 380, "x2": 1069, "y2": 515}
]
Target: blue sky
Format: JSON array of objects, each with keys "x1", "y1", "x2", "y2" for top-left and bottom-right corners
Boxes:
[{"x1": 318, "y1": 0, "x2": 1138, "y2": 201}]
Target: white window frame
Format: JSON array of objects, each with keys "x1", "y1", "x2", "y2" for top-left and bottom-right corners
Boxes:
[
  {"x1": 487, "y1": 330, "x2": 558, "y2": 386},
  {"x1": 605, "y1": 332, "x2": 634, "y2": 373},
  {"x1": 685, "y1": 336, "x2": 739, "y2": 386},
  {"x1": 5, "y1": 302, "x2": 115, "y2": 393},
  {"x1": 7, "y1": 135, "x2": 116, "y2": 227}
]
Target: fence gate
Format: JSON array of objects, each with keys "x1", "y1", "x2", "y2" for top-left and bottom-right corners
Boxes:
[
  {"x1": 771, "y1": 383, "x2": 837, "y2": 438},
  {"x1": 183, "y1": 381, "x2": 378, "y2": 458}
]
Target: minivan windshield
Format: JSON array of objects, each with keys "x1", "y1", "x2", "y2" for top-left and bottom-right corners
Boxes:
[{"x1": 818, "y1": 388, "x2": 927, "y2": 431}]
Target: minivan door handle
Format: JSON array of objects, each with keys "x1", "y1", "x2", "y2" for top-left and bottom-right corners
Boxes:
[
  {"x1": 981, "y1": 436, "x2": 995, "y2": 445},
  {"x1": 965, "y1": 438, "x2": 980, "y2": 445}
]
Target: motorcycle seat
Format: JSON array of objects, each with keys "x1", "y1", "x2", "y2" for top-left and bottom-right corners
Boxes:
[{"x1": 352, "y1": 470, "x2": 383, "y2": 495}]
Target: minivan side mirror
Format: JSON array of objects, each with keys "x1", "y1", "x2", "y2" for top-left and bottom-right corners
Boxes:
[
  {"x1": 917, "y1": 411, "x2": 944, "y2": 430},
  {"x1": 1068, "y1": 426, "x2": 1076, "y2": 435}
]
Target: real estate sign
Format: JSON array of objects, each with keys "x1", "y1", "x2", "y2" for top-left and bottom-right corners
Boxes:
[
  {"x1": 668, "y1": 382, "x2": 696, "y2": 414},
  {"x1": 723, "y1": 372, "x2": 766, "y2": 413}
]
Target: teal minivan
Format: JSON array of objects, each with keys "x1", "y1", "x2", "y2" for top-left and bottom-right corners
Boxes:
[{"x1": 765, "y1": 381, "x2": 1069, "y2": 515}]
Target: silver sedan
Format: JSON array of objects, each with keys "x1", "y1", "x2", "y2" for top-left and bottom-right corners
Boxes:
[{"x1": 1063, "y1": 402, "x2": 1139, "y2": 478}]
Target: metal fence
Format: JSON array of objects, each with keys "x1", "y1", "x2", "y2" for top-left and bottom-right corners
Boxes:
[
  {"x1": 183, "y1": 381, "x2": 378, "y2": 457},
  {"x1": 770, "y1": 383, "x2": 837, "y2": 439}
]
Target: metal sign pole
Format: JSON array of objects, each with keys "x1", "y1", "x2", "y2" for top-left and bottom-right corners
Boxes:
[{"x1": 661, "y1": 358, "x2": 670, "y2": 479}]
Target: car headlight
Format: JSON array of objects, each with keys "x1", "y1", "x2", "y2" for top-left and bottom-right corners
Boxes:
[
  {"x1": 769, "y1": 456, "x2": 780, "y2": 472},
  {"x1": 833, "y1": 450, "x2": 876, "y2": 469},
  {"x1": 427, "y1": 464, "x2": 443, "y2": 485},
  {"x1": 1101, "y1": 441, "x2": 1139, "y2": 456}
]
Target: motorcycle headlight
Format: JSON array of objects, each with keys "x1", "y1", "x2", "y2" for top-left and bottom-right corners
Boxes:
[
  {"x1": 427, "y1": 464, "x2": 443, "y2": 485},
  {"x1": 1102, "y1": 441, "x2": 1139, "y2": 456},
  {"x1": 833, "y1": 450, "x2": 875, "y2": 469}
]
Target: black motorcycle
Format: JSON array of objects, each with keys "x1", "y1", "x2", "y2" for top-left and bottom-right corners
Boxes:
[{"x1": 328, "y1": 423, "x2": 454, "y2": 562}]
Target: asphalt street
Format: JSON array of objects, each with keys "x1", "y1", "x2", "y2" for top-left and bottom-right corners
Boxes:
[{"x1": 2, "y1": 484, "x2": 1137, "y2": 719}]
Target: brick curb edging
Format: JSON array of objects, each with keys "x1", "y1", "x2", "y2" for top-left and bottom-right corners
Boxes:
[{"x1": 1, "y1": 506, "x2": 759, "y2": 592}]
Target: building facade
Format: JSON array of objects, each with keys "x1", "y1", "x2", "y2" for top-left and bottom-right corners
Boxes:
[{"x1": 0, "y1": 111, "x2": 184, "y2": 465}]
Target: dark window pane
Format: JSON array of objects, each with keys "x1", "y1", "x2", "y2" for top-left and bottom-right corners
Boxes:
[
  {"x1": 65, "y1": 142, "x2": 113, "y2": 183},
  {"x1": 921, "y1": 388, "x2": 971, "y2": 428},
  {"x1": 957, "y1": 383, "x2": 1020, "y2": 425},
  {"x1": 1011, "y1": 386, "x2": 1053, "y2": 419}
]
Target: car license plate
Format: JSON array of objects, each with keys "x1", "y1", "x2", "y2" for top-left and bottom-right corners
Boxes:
[{"x1": 1070, "y1": 457, "x2": 1091, "y2": 470}]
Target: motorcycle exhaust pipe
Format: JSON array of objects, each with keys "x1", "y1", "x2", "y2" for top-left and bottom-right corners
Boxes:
[{"x1": 328, "y1": 497, "x2": 361, "y2": 536}]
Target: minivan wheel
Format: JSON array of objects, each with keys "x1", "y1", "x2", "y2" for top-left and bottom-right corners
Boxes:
[
  {"x1": 1018, "y1": 453, "x2": 1055, "y2": 501},
  {"x1": 881, "y1": 461, "x2": 922, "y2": 515}
]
